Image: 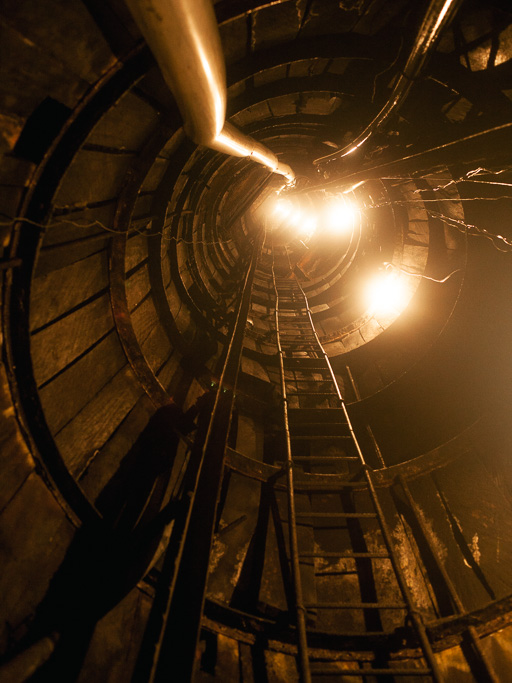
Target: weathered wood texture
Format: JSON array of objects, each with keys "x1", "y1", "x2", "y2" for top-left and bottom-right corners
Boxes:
[
  {"x1": 75, "y1": 586, "x2": 153, "y2": 683},
  {"x1": 0, "y1": 0, "x2": 118, "y2": 255},
  {"x1": 79, "y1": 394, "x2": 156, "y2": 503},
  {"x1": 31, "y1": 292, "x2": 115, "y2": 386},
  {"x1": 0, "y1": 352, "x2": 76, "y2": 654}
]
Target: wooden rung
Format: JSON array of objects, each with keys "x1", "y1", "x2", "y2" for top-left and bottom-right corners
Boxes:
[
  {"x1": 293, "y1": 456, "x2": 358, "y2": 463},
  {"x1": 295, "y1": 512, "x2": 377, "y2": 518},
  {"x1": 305, "y1": 602, "x2": 406, "y2": 610},
  {"x1": 300, "y1": 551, "x2": 389, "y2": 558},
  {"x1": 310, "y1": 666, "x2": 431, "y2": 676},
  {"x1": 294, "y1": 482, "x2": 364, "y2": 491},
  {"x1": 287, "y1": 391, "x2": 338, "y2": 396},
  {"x1": 290, "y1": 438, "x2": 352, "y2": 441}
]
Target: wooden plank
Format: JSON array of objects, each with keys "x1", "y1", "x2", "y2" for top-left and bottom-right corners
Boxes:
[
  {"x1": 0, "y1": 0, "x2": 115, "y2": 86},
  {"x1": 239, "y1": 642, "x2": 255, "y2": 683},
  {"x1": 38, "y1": 332, "x2": 126, "y2": 435},
  {"x1": 156, "y1": 352, "x2": 180, "y2": 391},
  {"x1": 161, "y1": 247, "x2": 171, "y2": 288},
  {"x1": 0, "y1": 19, "x2": 89, "y2": 115},
  {"x1": 85, "y1": 90, "x2": 160, "y2": 150},
  {"x1": 139, "y1": 157, "x2": 168, "y2": 194},
  {"x1": 431, "y1": 456, "x2": 512, "y2": 604},
  {"x1": 30, "y1": 250, "x2": 109, "y2": 331},
  {"x1": 0, "y1": 364, "x2": 34, "y2": 513},
  {"x1": 265, "y1": 650, "x2": 299, "y2": 683},
  {"x1": 31, "y1": 293, "x2": 114, "y2": 385},
  {"x1": 215, "y1": 634, "x2": 241, "y2": 681},
  {"x1": 35, "y1": 236, "x2": 110, "y2": 277},
  {"x1": 54, "y1": 150, "x2": 135, "y2": 208},
  {"x1": 131, "y1": 193, "x2": 154, "y2": 220},
  {"x1": 140, "y1": 323, "x2": 172, "y2": 376},
  {"x1": 0, "y1": 155, "x2": 34, "y2": 186},
  {"x1": 42, "y1": 204, "x2": 116, "y2": 247},
  {"x1": 75, "y1": 588, "x2": 153, "y2": 683},
  {"x1": 0, "y1": 473, "x2": 75, "y2": 644},
  {"x1": 130, "y1": 295, "x2": 159, "y2": 346},
  {"x1": 55, "y1": 365, "x2": 144, "y2": 477},
  {"x1": 126, "y1": 263, "x2": 151, "y2": 312},
  {"x1": 125, "y1": 233, "x2": 148, "y2": 273},
  {"x1": 0, "y1": 186, "x2": 24, "y2": 223},
  {"x1": 78, "y1": 395, "x2": 156, "y2": 501}
]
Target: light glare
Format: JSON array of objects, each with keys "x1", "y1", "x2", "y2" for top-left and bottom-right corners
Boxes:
[
  {"x1": 274, "y1": 199, "x2": 292, "y2": 218},
  {"x1": 366, "y1": 272, "x2": 409, "y2": 316},
  {"x1": 300, "y1": 216, "x2": 317, "y2": 237},
  {"x1": 325, "y1": 200, "x2": 356, "y2": 233}
]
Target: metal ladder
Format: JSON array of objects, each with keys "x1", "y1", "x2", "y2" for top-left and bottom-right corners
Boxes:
[{"x1": 270, "y1": 265, "x2": 443, "y2": 682}]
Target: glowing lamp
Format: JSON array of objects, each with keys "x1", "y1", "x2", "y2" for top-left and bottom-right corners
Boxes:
[
  {"x1": 366, "y1": 271, "x2": 409, "y2": 316},
  {"x1": 299, "y1": 216, "x2": 317, "y2": 238},
  {"x1": 274, "y1": 199, "x2": 292, "y2": 218},
  {"x1": 325, "y1": 199, "x2": 356, "y2": 233}
]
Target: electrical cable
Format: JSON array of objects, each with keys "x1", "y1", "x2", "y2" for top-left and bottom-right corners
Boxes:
[{"x1": 0, "y1": 214, "x2": 236, "y2": 247}]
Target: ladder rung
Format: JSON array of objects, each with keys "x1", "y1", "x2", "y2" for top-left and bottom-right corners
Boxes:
[
  {"x1": 287, "y1": 392, "x2": 338, "y2": 396},
  {"x1": 280, "y1": 334, "x2": 315, "y2": 338},
  {"x1": 305, "y1": 602, "x2": 406, "y2": 610},
  {"x1": 290, "y1": 428, "x2": 352, "y2": 438},
  {"x1": 296, "y1": 512, "x2": 377, "y2": 518},
  {"x1": 290, "y1": 435, "x2": 352, "y2": 441},
  {"x1": 281, "y1": 344, "x2": 317, "y2": 349},
  {"x1": 281, "y1": 343, "x2": 317, "y2": 347},
  {"x1": 293, "y1": 456, "x2": 359, "y2": 462},
  {"x1": 294, "y1": 482, "x2": 364, "y2": 491},
  {"x1": 285, "y1": 374, "x2": 332, "y2": 380},
  {"x1": 288, "y1": 407, "x2": 344, "y2": 413},
  {"x1": 286, "y1": 378, "x2": 334, "y2": 383},
  {"x1": 310, "y1": 666, "x2": 431, "y2": 676},
  {"x1": 300, "y1": 551, "x2": 389, "y2": 558},
  {"x1": 283, "y1": 359, "x2": 328, "y2": 367}
]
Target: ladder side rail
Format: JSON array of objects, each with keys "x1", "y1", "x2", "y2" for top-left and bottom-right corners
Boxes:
[{"x1": 147, "y1": 232, "x2": 264, "y2": 683}]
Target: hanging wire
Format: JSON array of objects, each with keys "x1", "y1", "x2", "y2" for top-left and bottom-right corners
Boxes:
[
  {"x1": 0, "y1": 214, "x2": 236, "y2": 247},
  {"x1": 385, "y1": 261, "x2": 463, "y2": 282}
]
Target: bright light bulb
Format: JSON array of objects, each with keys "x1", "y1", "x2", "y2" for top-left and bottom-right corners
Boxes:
[
  {"x1": 273, "y1": 199, "x2": 292, "y2": 218},
  {"x1": 300, "y1": 216, "x2": 317, "y2": 237},
  {"x1": 325, "y1": 200, "x2": 356, "y2": 233},
  {"x1": 289, "y1": 209, "x2": 303, "y2": 226},
  {"x1": 366, "y1": 272, "x2": 409, "y2": 316}
]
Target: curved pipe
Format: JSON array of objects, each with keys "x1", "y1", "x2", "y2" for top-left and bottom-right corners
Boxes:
[
  {"x1": 124, "y1": 0, "x2": 294, "y2": 183},
  {"x1": 314, "y1": 0, "x2": 461, "y2": 167}
]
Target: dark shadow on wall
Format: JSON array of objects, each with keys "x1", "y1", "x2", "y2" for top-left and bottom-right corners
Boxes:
[{"x1": 16, "y1": 404, "x2": 192, "y2": 682}]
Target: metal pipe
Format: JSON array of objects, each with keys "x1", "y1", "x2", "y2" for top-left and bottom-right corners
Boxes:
[
  {"x1": 124, "y1": 0, "x2": 295, "y2": 183},
  {"x1": 291, "y1": 121, "x2": 512, "y2": 197},
  {"x1": 314, "y1": 0, "x2": 461, "y2": 167}
]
